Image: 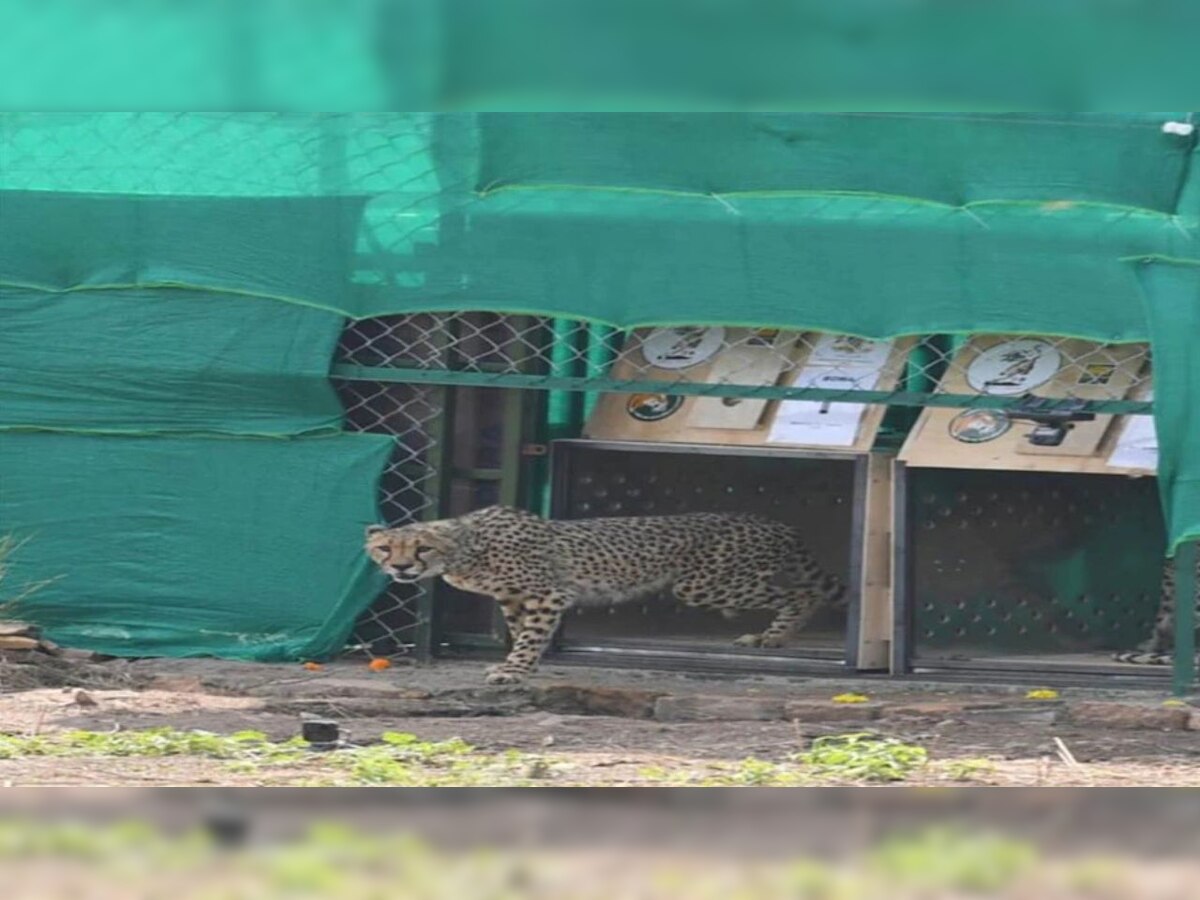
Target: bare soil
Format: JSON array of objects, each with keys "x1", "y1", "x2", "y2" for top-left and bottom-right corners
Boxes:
[{"x1": 0, "y1": 654, "x2": 1197, "y2": 786}]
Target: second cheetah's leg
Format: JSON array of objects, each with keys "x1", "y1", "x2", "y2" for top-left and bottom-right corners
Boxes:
[
  {"x1": 1141, "y1": 559, "x2": 1176, "y2": 654},
  {"x1": 484, "y1": 593, "x2": 571, "y2": 685}
]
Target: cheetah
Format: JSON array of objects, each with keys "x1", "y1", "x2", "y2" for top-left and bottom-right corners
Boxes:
[
  {"x1": 365, "y1": 506, "x2": 847, "y2": 684},
  {"x1": 1113, "y1": 556, "x2": 1200, "y2": 666}
]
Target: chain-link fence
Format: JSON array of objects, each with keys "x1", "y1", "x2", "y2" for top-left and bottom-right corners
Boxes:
[
  {"x1": 334, "y1": 376, "x2": 444, "y2": 656},
  {"x1": 334, "y1": 314, "x2": 1153, "y2": 411}
]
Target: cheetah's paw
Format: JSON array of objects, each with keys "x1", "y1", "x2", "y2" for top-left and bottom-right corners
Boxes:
[{"x1": 484, "y1": 667, "x2": 526, "y2": 685}]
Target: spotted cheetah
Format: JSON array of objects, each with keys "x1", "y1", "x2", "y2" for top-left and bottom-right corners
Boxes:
[
  {"x1": 1113, "y1": 556, "x2": 1200, "y2": 666},
  {"x1": 365, "y1": 506, "x2": 848, "y2": 684}
]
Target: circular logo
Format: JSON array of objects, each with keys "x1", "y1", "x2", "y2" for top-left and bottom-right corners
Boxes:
[
  {"x1": 948, "y1": 409, "x2": 1012, "y2": 444},
  {"x1": 640, "y1": 327, "x2": 726, "y2": 370},
  {"x1": 626, "y1": 393, "x2": 683, "y2": 422},
  {"x1": 966, "y1": 339, "x2": 1061, "y2": 396}
]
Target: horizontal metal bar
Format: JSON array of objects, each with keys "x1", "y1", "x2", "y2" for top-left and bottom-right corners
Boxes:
[
  {"x1": 554, "y1": 437, "x2": 860, "y2": 461},
  {"x1": 332, "y1": 364, "x2": 1154, "y2": 414}
]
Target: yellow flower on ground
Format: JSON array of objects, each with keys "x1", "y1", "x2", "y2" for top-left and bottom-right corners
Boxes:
[
  {"x1": 1025, "y1": 689, "x2": 1059, "y2": 701},
  {"x1": 831, "y1": 692, "x2": 870, "y2": 704}
]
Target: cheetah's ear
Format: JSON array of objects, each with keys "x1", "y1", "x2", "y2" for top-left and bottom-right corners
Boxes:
[{"x1": 365, "y1": 524, "x2": 389, "y2": 538}]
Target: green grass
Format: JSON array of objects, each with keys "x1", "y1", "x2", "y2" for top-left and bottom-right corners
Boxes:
[
  {"x1": 943, "y1": 756, "x2": 999, "y2": 782},
  {"x1": 0, "y1": 726, "x2": 936, "y2": 787},
  {"x1": 0, "y1": 533, "x2": 60, "y2": 614},
  {"x1": 635, "y1": 734, "x2": 929, "y2": 786},
  {"x1": 0, "y1": 727, "x2": 554, "y2": 787},
  {"x1": 0, "y1": 728, "x2": 308, "y2": 763},
  {"x1": 794, "y1": 733, "x2": 928, "y2": 783}
]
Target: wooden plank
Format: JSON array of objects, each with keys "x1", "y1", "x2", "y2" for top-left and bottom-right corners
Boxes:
[
  {"x1": 687, "y1": 329, "x2": 798, "y2": 430},
  {"x1": 856, "y1": 453, "x2": 894, "y2": 670}
]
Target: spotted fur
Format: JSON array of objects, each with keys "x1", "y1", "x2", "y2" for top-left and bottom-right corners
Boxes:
[
  {"x1": 1112, "y1": 556, "x2": 1200, "y2": 665},
  {"x1": 365, "y1": 506, "x2": 847, "y2": 684}
]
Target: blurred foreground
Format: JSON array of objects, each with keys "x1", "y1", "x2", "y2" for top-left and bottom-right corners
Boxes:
[{"x1": 1, "y1": 789, "x2": 1199, "y2": 899}]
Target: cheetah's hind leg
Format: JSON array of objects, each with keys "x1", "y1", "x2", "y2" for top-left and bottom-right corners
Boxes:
[
  {"x1": 729, "y1": 588, "x2": 825, "y2": 652},
  {"x1": 732, "y1": 595, "x2": 821, "y2": 649}
]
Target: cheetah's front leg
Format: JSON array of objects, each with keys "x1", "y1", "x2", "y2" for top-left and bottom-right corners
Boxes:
[{"x1": 485, "y1": 601, "x2": 567, "y2": 685}]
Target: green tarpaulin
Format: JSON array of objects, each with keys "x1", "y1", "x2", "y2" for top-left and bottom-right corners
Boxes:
[
  {"x1": 1, "y1": 431, "x2": 391, "y2": 660},
  {"x1": 2, "y1": 112, "x2": 1199, "y2": 663},
  {"x1": 1, "y1": 188, "x2": 387, "y2": 660}
]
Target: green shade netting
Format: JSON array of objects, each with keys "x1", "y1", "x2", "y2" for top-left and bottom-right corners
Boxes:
[
  {"x1": 1135, "y1": 260, "x2": 1200, "y2": 553},
  {"x1": 0, "y1": 191, "x2": 365, "y2": 306},
  {"x1": 472, "y1": 113, "x2": 1190, "y2": 210},
  {"x1": 434, "y1": 190, "x2": 1187, "y2": 338},
  {"x1": 3, "y1": 112, "x2": 1200, "y2": 665},
  {"x1": 0, "y1": 289, "x2": 345, "y2": 435},
  {"x1": 0, "y1": 189, "x2": 389, "y2": 660},
  {"x1": 1, "y1": 432, "x2": 393, "y2": 660}
]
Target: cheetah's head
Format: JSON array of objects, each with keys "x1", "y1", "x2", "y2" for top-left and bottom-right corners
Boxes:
[{"x1": 364, "y1": 522, "x2": 458, "y2": 582}]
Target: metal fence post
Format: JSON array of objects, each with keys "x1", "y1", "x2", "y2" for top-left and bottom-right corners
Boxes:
[{"x1": 1173, "y1": 539, "x2": 1197, "y2": 696}]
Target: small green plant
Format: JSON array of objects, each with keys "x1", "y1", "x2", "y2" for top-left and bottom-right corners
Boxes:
[
  {"x1": 795, "y1": 733, "x2": 928, "y2": 783},
  {"x1": 337, "y1": 732, "x2": 541, "y2": 786},
  {"x1": 726, "y1": 757, "x2": 803, "y2": 786},
  {"x1": 869, "y1": 827, "x2": 1037, "y2": 892},
  {"x1": 0, "y1": 533, "x2": 61, "y2": 614},
  {"x1": 944, "y1": 757, "x2": 998, "y2": 782}
]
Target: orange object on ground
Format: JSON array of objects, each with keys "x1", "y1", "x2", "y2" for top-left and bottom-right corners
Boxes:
[
  {"x1": 302, "y1": 661, "x2": 323, "y2": 671},
  {"x1": 368, "y1": 658, "x2": 391, "y2": 672}
]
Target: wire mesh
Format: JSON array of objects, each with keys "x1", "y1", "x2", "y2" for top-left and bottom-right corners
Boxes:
[
  {"x1": 334, "y1": 376, "x2": 444, "y2": 656},
  {"x1": 335, "y1": 314, "x2": 1154, "y2": 412}
]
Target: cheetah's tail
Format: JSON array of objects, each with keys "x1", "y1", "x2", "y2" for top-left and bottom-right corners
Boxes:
[{"x1": 823, "y1": 574, "x2": 849, "y2": 609}]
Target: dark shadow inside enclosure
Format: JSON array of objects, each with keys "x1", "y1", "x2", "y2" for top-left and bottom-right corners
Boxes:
[
  {"x1": 900, "y1": 466, "x2": 1167, "y2": 677},
  {"x1": 546, "y1": 441, "x2": 861, "y2": 662}
]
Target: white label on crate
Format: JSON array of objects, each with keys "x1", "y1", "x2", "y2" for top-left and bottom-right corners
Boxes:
[
  {"x1": 1107, "y1": 391, "x2": 1158, "y2": 472},
  {"x1": 767, "y1": 338, "x2": 893, "y2": 446},
  {"x1": 966, "y1": 339, "x2": 1061, "y2": 396}
]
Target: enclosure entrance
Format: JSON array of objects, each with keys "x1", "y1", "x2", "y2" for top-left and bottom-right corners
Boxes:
[
  {"x1": 895, "y1": 464, "x2": 1170, "y2": 685},
  {"x1": 546, "y1": 440, "x2": 864, "y2": 674},
  {"x1": 332, "y1": 312, "x2": 1189, "y2": 687}
]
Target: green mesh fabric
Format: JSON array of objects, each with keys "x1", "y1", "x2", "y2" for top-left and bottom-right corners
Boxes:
[
  {"x1": 0, "y1": 187, "x2": 384, "y2": 660},
  {"x1": 1, "y1": 432, "x2": 392, "y2": 660}
]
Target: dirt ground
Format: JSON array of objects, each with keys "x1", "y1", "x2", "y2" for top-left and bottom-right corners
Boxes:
[{"x1": 0, "y1": 653, "x2": 1198, "y2": 786}]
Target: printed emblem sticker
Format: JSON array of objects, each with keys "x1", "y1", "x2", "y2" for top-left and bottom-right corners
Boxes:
[
  {"x1": 640, "y1": 327, "x2": 726, "y2": 370},
  {"x1": 966, "y1": 339, "x2": 1062, "y2": 396},
  {"x1": 948, "y1": 409, "x2": 1012, "y2": 444},
  {"x1": 626, "y1": 393, "x2": 683, "y2": 422},
  {"x1": 1077, "y1": 363, "x2": 1116, "y2": 386}
]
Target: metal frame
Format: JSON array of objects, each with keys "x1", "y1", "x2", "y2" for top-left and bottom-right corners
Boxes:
[
  {"x1": 891, "y1": 462, "x2": 1191, "y2": 689},
  {"x1": 545, "y1": 438, "x2": 868, "y2": 676},
  {"x1": 1173, "y1": 540, "x2": 1197, "y2": 697},
  {"x1": 331, "y1": 363, "x2": 1152, "y2": 415}
]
